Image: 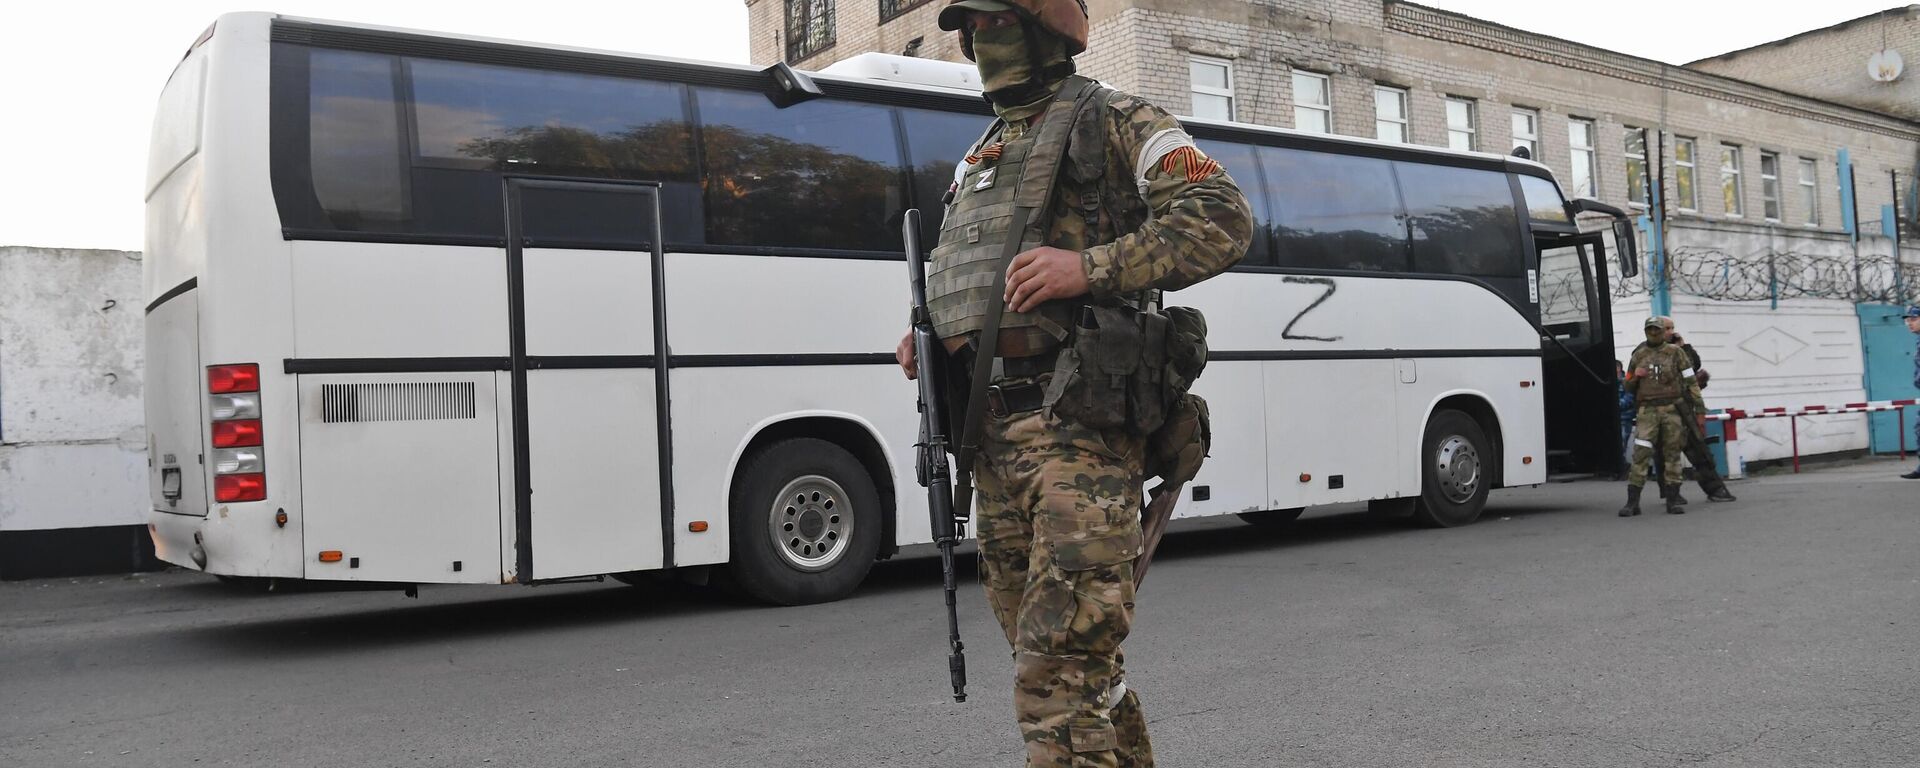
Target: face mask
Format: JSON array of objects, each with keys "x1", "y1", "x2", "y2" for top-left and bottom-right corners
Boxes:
[{"x1": 972, "y1": 22, "x2": 1069, "y2": 121}]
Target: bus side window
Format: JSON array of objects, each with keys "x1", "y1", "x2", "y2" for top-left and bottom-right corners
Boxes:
[
  {"x1": 694, "y1": 88, "x2": 906, "y2": 253},
  {"x1": 1260, "y1": 147, "x2": 1406, "y2": 272},
  {"x1": 1396, "y1": 163, "x2": 1524, "y2": 278},
  {"x1": 290, "y1": 47, "x2": 409, "y2": 231},
  {"x1": 899, "y1": 107, "x2": 993, "y2": 252},
  {"x1": 1194, "y1": 139, "x2": 1271, "y2": 268}
]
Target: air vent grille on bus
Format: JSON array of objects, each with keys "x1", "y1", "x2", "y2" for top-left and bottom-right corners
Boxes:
[{"x1": 320, "y1": 382, "x2": 477, "y2": 424}]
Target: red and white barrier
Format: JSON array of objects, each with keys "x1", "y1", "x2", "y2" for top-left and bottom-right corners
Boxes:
[{"x1": 1704, "y1": 398, "x2": 1920, "y2": 475}]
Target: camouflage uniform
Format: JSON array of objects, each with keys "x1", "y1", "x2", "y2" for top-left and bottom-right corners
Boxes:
[
  {"x1": 1631, "y1": 339, "x2": 1734, "y2": 501},
  {"x1": 952, "y1": 85, "x2": 1251, "y2": 768},
  {"x1": 1623, "y1": 335, "x2": 1701, "y2": 512}
]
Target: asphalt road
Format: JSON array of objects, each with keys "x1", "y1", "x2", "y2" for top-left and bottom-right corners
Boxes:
[{"x1": 4, "y1": 459, "x2": 1917, "y2": 768}]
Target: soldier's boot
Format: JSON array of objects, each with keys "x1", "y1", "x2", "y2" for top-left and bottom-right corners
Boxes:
[
  {"x1": 1663, "y1": 484, "x2": 1689, "y2": 506},
  {"x1": 1663, "y1": 485, "x2": 1686, "y2": 514},
  {"x1": 1703, "y1": 478, "x2": 1736, "y2": 502},
  {"x1": 1617, "y1": 485, "x2": 1643, "y2": 517}
]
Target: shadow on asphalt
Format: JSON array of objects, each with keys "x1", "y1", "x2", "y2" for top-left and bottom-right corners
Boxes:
[{"x1": 176, "y1": 493, "x2": 1598, "y2": 652}]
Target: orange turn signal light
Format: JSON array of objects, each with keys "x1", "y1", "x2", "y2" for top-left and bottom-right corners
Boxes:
[
  {"x1": 688, "y1": 521, "x2": 709, "y2": 533},
  {"x1": 1298, "y1": 473, "x2": 1311, "y2": 483},
  {"x1": 1522, "y1": 456, "x2": 1534, "y2": 465},
  {"x1": 318, "y1": 550, "x2": 343, "y2": 563}
]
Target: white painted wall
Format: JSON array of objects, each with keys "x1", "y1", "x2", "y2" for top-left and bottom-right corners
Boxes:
[
  {"x1": 0, "y1": 247, "x2": 147, "y2": 532},
  {"x1": 1611, "y1": 225, "x2": 1920, "y2": 464}
]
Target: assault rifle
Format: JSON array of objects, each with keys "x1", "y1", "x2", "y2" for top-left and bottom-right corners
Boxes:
[{"x1": 902, "y1": 208, "x2": 968, "y2": 703}]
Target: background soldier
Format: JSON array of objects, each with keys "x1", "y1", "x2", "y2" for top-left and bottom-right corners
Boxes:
[
  {"x1": 896, "y1": 1, "x2": 1252, "y2": 764},
  {"x1": 1637, "y1": 316, "x2": 1736, "y2": 504},
  {"x1": 1904, "y1": 306, "x2": 1920, "y2": 480},
  {"x1": 1620, "y1": 316, "x2": 1703, "y2": 516}
]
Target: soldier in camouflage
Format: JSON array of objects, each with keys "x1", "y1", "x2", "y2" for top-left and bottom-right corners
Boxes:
[
  {"x1": 1635, "y1": 316, "x2": 1735, "y2": 504},
  {"x1": 1619, "y1": 316, "x2": 1704, "y2": 517},
  {"x1": 895, "y1": 1, "x2": 1252, "y2": 764}
]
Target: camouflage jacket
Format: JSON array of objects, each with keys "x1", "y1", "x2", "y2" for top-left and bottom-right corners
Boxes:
[
  {"x1": 1626, "y1": 342, "x2": 1702, "y2": 409},
  {"x1": 953, "y1": 88, "x2": 1252, "y2": 352}
]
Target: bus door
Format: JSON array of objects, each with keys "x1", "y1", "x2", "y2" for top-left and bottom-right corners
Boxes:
[
  {"x1": 504, "y1": 178, "x2": 672, "y2": 581},
  {"x1": 1535, "y1": 224, "x2": 1627, "y2": 476}
]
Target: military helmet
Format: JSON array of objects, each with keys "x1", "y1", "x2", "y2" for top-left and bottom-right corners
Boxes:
[{"x1": 937, "y1": 0, "x2": 1090, "y2": 59}]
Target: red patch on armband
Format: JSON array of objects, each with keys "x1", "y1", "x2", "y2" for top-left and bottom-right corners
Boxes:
[{"x1": 1159, "y1": 146, "x2": 1221, "y2": 183}]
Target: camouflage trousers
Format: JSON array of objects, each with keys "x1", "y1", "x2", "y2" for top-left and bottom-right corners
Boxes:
[
  {"x1": 975, "y1": 397, "x2": 1154, "y2": 768},
  {"x1": 1627, "y1": 403, "x2": 1687, "y2": 487}
]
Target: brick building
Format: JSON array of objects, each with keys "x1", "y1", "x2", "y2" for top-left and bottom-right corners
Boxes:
[
  {"x1": 1690, "y1": 5, "x2": 1919, "y2": 123},
  {"x1": 746, "y1": 0, "x2": 1920, "y2": 461}
]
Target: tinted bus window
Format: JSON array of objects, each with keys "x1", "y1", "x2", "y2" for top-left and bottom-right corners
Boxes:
[
  {"x1": 1396, "y1": 163, "x2": 1523, "y2": 277},
  {"x1": 900, "y1": 107, "x2": 990, "y2": 251},
  {"x1": 1261, "y1": 147, "x2": 1406, "y2": 272},
  {"x1": 306, "y1": 49, "x2": 407, "y2": 229},
  {"x1": 407, "y1": 58, "x2": 699, "y2": 244},
  {"x1": 1195, "y1": 139, "x2": 1270, "y2": 267},
  {"x1": 1518, "y1": 174, "x2": 1571, "y2": 223},
  {"x1": 696, "y1": 89, "x2": 905, "y2": 252}
]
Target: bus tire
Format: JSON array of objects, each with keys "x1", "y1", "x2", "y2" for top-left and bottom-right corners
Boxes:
[
  {"x1": 1237, "y1": 508, "x2": 1305, "y2": 527},
  {"x1": 726, "y1": 438, "x2": 883, "y2": 606},
  {"x1": 1413, "y1": 409, "x2": 1492, "y2": 528}
]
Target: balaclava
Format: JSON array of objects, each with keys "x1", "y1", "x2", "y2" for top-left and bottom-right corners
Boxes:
[{"x1": 971, "y1": 18, "x2": 1074, "y2": 123}]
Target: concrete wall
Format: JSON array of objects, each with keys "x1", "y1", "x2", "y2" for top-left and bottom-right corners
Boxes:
[
  {"x1": 0, "y1": 247, "x2": 147, "y2": 533},
  {"x1": 1689, "y1": 5, "x2": 1920, "y2": 124}
]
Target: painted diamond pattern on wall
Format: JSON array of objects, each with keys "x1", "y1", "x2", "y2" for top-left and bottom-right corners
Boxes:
[{"x1": 1736, "y1": 327, "x2": 1810, "y2": 365}]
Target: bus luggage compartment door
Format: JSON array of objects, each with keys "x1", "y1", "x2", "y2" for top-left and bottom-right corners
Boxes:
[{"x1": 506, "y1": 179, "x2": 668, "y2": 581}]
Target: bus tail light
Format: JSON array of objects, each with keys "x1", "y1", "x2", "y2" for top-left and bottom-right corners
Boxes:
[
  {"x1": 214, "y1": 473, "x2": 267, "y2": 503},
  {"x1": 211, "y1": 419, "x2": 264, "y2": 448},
  {"x1": 208, "y1": 363, "x2": 267, "y2": 502}
]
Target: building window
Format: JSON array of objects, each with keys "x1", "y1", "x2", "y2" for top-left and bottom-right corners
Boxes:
[
  {"x1": 1675, "y1": 136, "x2": 1698, "y2": 212},
  {"x1": 879, "y1": 0, "x2": 930, "y2": 23},
  {"x1": 785, "y1": 0, "x2": 836, "y2": 62},
  {"x1": 1721, "y1": 143, "x2": 1744, "y2": 217},
  {"x1": 1624, "y1": 127, "x2": 1649, "y2": 207},
  {"x1": 1568, "y1": 118, "x2": 1597, "y2": 198},
  {"x1": 1759, "y1": 151, "x2": 1782, "y2": 222},
  {"x1": 1189, "y1": 57, "x2": 1235, "y2": 121},
  {"x1": 1291, "y1": 70, "x2": 1331, "y2": 134},
  {"x1": 1511, "y1": 108, "x2": 1539, "y2": 158},
  {"x1": 1798, "y1": 157, "x2": 1820, "y2": 227},
  {"x1": 1374, "y1": 86, "x2": 1410, "y2": 143},
  {"x1": 1444, "y1": 98, "x2": 1476, "y2": 151}
]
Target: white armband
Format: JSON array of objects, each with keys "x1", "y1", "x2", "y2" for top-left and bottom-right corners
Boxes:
[{"x1": 1134, "y1": 128, "x2": 1196, "y2": 199}]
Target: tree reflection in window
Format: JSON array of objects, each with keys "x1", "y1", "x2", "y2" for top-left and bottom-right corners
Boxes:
[{"x1": 786, "y1": 0, "x2": 836, "y2": 62}]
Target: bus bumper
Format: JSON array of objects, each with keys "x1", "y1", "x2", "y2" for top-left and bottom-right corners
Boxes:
[{"x1": 148, "y1": 505, "x2": 301, "y2": 578}]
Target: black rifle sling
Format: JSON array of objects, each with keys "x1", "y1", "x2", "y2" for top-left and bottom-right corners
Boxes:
[{"x1": 951, "y1": 77, "x2": 1104, "y2": 515}]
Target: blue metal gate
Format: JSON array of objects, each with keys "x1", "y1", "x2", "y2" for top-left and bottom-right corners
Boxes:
[{"x1": 1856, "y1": 303, "x2": 1919, "y2": 454}]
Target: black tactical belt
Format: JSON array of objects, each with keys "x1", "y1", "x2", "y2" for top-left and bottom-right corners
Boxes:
[{"x1": 985, "y1": 380, "x2": 1047, "y2": 418}]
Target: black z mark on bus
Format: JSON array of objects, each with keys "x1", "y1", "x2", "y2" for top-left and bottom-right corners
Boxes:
[{"x1": 1281, "y1": 276, "x2": 1343, "y2": 342}]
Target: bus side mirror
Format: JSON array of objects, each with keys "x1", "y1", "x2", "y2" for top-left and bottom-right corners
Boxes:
[{"x1": 1612, "y1": 219, "x2": 1639, "y2": 278}]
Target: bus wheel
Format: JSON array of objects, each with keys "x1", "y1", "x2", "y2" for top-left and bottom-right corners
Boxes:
[
  {"x1": 727, "y1": 438, "x2": 882, "y2": 605},
  {"x1": 1413, "y1": 409, "x2": 1492, "y2": 528},
  {"x1": 1237, "y1": 508, "x2": 1305, "y2": 527}
]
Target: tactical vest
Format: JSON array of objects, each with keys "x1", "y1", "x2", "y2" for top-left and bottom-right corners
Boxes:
[
  {"x1": 926, "y1": 76, "x2": 1110, "y2": 348},
  {"x1": 1634, "y1": 344, "x2": 1690, "y2": 403}
]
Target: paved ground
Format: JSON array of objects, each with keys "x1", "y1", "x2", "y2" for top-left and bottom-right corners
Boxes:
[{"x1": 3, "y1": 459, "x2": 1917, "y2": 768}]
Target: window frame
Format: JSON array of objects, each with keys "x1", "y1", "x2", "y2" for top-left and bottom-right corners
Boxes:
[
  {"x1": 1510, "y1": 108, "x2": 1539, "y2": 158},
  {"x1": 1567, "y1": 117, "x2": 1598, "y2": 199},
  {"x1": 785, "y1": 0, "x2": 837, "y2": 63},
  {"x1": 1675, "y1": 136, "x2": 1699, "y2": 213},
  {"x1": 1291, "y1": 69, "x2": 1332, "y2": 134},
  {"x1": 1720, "y1": 142, "x2": 1744, "y2": 219},
  {"x1": 1623, "y1": 126, "x2": 1649, "y2": 208},
  {"x1": 1444, "y1": 97, "x2": 1477, "y2": 152},
  {"x1": 1374, "y1": 85, "x2": 1410, "y2": 144},
  {"x1": 1189, "y1": 55, "x2": 1236, "y2": 122},
  {"x1": 878, "y1": 0, "x2": 931, "y2": 23},
  {"x1": 1759, "y1": 150, "x2": 1782, "y2": 222},
  {"x1": 1797, "y1": 157, "x2": 1820, "y2": 228}
]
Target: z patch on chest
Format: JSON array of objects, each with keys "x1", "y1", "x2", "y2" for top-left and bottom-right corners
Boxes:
[{"x1": 973, "y1": 167, "x2": 998, "y2": 191}]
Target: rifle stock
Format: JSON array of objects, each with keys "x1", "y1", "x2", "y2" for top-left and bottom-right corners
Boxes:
[{"x1": 903, "y1": 208, "x2": 968, "y2": 703}]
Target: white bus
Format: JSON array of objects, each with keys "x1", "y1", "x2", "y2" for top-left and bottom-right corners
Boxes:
[{"x1": 144, "y1": 14, "x2": 1637, "y2": 604}]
